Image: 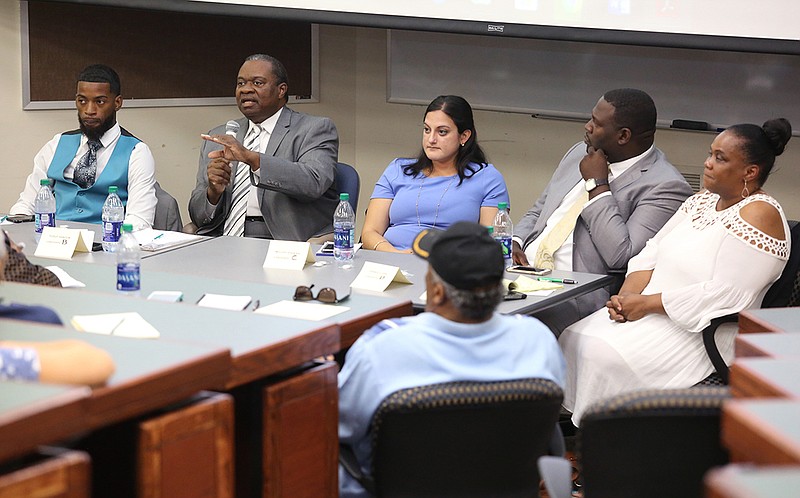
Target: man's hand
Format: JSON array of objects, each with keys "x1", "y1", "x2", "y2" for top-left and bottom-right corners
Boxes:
[
  {"x1": 579, "y1": 146, "x2": 609, "y2": 179},
  {"x1": 206, "y1": 157, "x2": 231, "y2": 205},
  {"x1": 511, "y1": 240, "x2": 529, "y2": 265},
  {"x1": 202, "y1": 134, "x2": 261, "y2": 171}
]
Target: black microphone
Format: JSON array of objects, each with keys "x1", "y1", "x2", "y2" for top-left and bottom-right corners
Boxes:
[{"x1": 225, "y1": 120, "x2": 240, "y2": 137}]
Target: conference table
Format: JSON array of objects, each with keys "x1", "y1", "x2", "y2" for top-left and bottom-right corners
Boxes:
[
  {"x1": 721, "y1": 399, "x2": 800, "y2": 465},
  {"x1": 2, "y1": 222, "x2": 614, "y2": 497},
  {"x1": 737, "y1": 308, "x2": 800, "y2": 334},
  {"x1": 0, "y1": 380, "x2": 90, "y2": 463},
  {"x1": 705, "y1": 464, "x2": 800, "y2": 498},
  {"x1": 138, "y1": 235, "x2": 614, "y2": 315},
  {"x1": 736, "y1": 332, "x2": 800, "y2": 359}
]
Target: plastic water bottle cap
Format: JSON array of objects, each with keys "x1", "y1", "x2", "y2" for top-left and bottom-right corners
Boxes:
[
  {"x1": 340, "y1": 193, "x2": 350, "y2": 201},
  {"x1": 122, "y1": 223, "x2": 133, "y2": 232},
  {"x1": 108, "y1": 186, "x2": 118, "y2": 193},
  {"x1": 497, "y1": 201, "x2": 508, "y2": 210}
]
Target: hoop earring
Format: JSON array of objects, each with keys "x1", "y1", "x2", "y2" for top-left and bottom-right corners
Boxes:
[{"x1": 741, "y1": 180, "x2": 749, "y2": 199}]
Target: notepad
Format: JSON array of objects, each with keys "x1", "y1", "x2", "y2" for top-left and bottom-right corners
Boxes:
[
  {"x1": 133, "y1": 228, "x2": 204, "y2": 252},
  {"x1": 196, "y1": 293, "x2": 252, "y2": 311},
  {"x1": 71, "y1": 312, "x2": 160, "y2": 339}
]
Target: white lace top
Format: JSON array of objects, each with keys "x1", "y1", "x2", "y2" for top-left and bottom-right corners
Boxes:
[
  {"x1": 682, "y1": 190, "x2": 789, "y2": 259},
  {"x1": 629, "y1": 189, "x2": 790, "y2": 333}
]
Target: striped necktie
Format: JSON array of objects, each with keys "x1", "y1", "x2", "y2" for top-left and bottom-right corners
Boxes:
[
  {"x1": 223, "y1": 125, "x2": 262, "y2": 237},
  {"x1": 73, "y1": 140, "x2": 102, "y2": 189}
]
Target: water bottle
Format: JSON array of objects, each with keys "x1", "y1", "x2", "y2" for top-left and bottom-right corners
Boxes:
[
  {"x1": 333, "y1": 193, "x2": 356, "y2": 264},
  {"x1": 493, "y1": 201, "x2": 513, "y2": 269},
  {"x1": 34, "y1": 178, "x2": 56, "y2": 242},
  {"x1": 102, "y1": 185, "x2": 124, "y2": 252},
  {"x1": 116, "y1": 223, "x2": 141, "y2": 296}
]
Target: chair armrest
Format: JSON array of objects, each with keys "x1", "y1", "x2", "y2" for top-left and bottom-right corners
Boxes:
[
  {"x1": 537, "y1": 455, "x2": 573, "y2": 498},
  {"x1": 701, "y1": 314, "x2": 739, "y2": 384},
  {"x1": 339, "y1": 444, "x2": 376, "y2": 495}
]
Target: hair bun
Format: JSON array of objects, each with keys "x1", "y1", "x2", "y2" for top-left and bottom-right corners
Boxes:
[{"x1": 762, "y1": 118, "x2": 792, "y2": 156}]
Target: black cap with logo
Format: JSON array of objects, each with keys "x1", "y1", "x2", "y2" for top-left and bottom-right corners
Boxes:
[{"x1": 412, "y1": 221, "x2": 504, "y2": 290}]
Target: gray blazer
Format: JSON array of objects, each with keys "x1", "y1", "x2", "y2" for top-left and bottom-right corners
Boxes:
[
  {"x1": 188, "y1": 106, "x2": 339, "y2": 241},
  {"x1": 516, "y1": 142, "x2": 693, "y2": 321}
]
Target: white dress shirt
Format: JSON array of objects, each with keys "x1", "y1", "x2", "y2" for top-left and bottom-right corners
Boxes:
[{"x1": 9, "y1": 123, "x2": 157, "y2": 230}]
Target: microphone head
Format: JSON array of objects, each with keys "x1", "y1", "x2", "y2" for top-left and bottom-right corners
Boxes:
[{"x1": 225, "y1": 120, "x2": 240, "y2": 137}]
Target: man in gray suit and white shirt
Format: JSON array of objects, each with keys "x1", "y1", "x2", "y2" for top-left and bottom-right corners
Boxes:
[
  {"x1": 513, "y1": 88, "x2": 693, "y2": 334},
  {"x1": 189, "y1": 54, "x2": 339, "y2": 240}
]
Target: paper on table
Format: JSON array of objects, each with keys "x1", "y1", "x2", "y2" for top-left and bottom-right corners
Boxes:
[
  {"x1": 133, "y1": 228, "x2": 203, "y2": 252},
  {"x1": 505, "y1": 275, "x2": 562, "y2": 295},
  {"x1": 196, "y1": 293, "x2": 252, "y2": 311},
  {"x1": 254, "y1": 300, "x2": 350, "y2": 321},
  {"x1": 45, "y1": 266, "x2": 86, "y2": 288},
  {"x1": 71, "y1": 312, "x2": 160, "y2": 339}
]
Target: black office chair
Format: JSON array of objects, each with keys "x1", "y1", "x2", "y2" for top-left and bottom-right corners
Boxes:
[
  {"x1": 336, "y1": 162, "x2": 360, "y2": 213},
  {"x1": 699, "y1": 219, "x2": 800, "y2": 385},
  {"x1": 539, "y1": 386, "x2": 730, "y2": 498},
  {"x1": 340, "y1": 378, "x2": 563, "y2": 498}
]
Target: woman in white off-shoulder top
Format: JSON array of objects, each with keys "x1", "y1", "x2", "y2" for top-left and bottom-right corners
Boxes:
[{"x1": 560, "y1": 118, "x2": 793, "y2": 426}]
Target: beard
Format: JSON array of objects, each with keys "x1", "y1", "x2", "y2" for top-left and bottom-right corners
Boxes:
[{"x1": 79, "y1": 112, "x2": 116, "y2": 142}]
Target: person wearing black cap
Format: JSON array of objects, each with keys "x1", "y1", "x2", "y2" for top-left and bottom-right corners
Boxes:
[{"x1": 338, "y1": 221, "x2": 565, "y2": 498}]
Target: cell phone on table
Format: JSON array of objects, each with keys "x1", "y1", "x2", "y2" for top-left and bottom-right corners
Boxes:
[
  {"x1": 507, "y1": 265, "x2": 552, "y2": 276},
  {"x1": 6, "y1": 214, "x2": 35, "y2": 223}
]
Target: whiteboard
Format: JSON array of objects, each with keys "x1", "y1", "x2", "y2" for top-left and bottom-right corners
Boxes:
[{"x1": 388, "y1": 30, "x2": 800, "y2": 133}]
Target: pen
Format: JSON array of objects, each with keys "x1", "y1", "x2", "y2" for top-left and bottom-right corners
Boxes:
[
  {"x1": 537, "y1": 277, "x2": 577, "y2": 284},
  {"x1": 0, "y1": 215, "x2": 7, "y2": 223},
  {"x1": 153, "y1": 234, "x2": 164, "y2": 240}
]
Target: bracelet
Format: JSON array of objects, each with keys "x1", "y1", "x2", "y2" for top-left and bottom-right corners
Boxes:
[{"x1": 373, "y1": 240, "x2": 389, "y2": 250}]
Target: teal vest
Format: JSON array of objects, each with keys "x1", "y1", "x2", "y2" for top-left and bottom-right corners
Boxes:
[{"x1": 46, "y1": 129, "x2": 139, "y2": 224}]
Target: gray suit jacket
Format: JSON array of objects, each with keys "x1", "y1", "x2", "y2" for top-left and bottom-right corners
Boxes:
[
  {"x1": 516, "y1": 142, "x2": 693, "y2": 322},
  {"x1": 188, "y1": 106, "x2": 339, "y2": 240}
]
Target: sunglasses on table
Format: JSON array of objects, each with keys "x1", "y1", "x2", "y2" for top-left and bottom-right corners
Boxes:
[{"x1": 293, "y1": 284, "x2": 349, "y2": 304}]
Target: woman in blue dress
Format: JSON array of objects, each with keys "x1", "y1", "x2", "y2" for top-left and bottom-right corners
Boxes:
[{"x1": 362, "y1": 95, "x2": 510, "y2": 252}]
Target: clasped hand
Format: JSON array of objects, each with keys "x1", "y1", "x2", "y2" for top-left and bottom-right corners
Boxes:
[{"x1": 606, "y1": 293, "x2": 652, "y2": 323}]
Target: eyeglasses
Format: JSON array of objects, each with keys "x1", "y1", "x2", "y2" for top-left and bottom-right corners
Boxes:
[{"x1": 293, "y1": 284, "x2": 349, "y2": 304}]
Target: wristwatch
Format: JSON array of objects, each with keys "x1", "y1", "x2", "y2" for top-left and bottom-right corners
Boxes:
[{"x1": 584, "y1": 178, "x2": 610, "y2": 192}]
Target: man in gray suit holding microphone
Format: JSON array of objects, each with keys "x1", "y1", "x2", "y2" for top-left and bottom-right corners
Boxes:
[
  {"x1": 513, "y1": 88, "x2": 693, "y2": 334},
  {"x1": 189, "y1": 53, "x2": 339, "y2": 240}
]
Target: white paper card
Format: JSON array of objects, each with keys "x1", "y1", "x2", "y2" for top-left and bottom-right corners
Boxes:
[
  {"x1": 350, "y1": 261, "x2": 413, "y2": 292},
  {"x1": 71, "y1": 312, "x2": 160, "y2": 339},
  {"x1": 33, "y1": 227, "x2": 94, "y2": 260},
  {"x1": 133, "y1": 228, "x2": 204, "y2": 252},
  {"x1": 45, "y1": 266, "x2": 86, "y2": 288},
  {"x1": 254, "y1": 300, "x2": 350, "y2": 321},
  {"x1": 196, "y1": 293, "x2": 253, "y2": 311},
  {"x1": 263, "y1": 240, "x2": 315, "y2": 270}
]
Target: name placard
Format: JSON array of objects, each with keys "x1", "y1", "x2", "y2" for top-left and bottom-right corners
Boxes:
[
  {"x1": 33, "y1": 227, "x2": 94, "y2": 260},
  {"x1": 263, "y1": 240, "x2": 315, "y2": 270},
  {"x1": 350, "y1": 261, "x2": 412, "y2": 292}
]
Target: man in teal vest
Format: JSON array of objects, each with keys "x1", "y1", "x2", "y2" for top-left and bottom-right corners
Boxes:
[{"x1": 10, "y1": 64, "x2": 156, "y2": 229}]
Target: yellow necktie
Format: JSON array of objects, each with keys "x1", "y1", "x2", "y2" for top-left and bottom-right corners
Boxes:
[{"x1": 533, "y1": 190, "x2": 589, "y2": 270}]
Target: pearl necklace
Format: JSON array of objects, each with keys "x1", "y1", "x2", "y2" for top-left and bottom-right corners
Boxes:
[{"x1": 416, "y1": 174, "x2": 456, "y2": 228}]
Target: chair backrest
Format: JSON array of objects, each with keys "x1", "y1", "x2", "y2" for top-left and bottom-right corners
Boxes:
[
  {"x1": 578, "y1": 387, "x2": 730, "y2": 498},
  {"x1": 335, "y1": 162, "x2": 360, "y2": 213},
  {"x1": 370, "y1": 378, "x2": 563, "y2": 498},
  {"x1": 762, "y1": 219, "x2": 800, "y2": 308},
  {"x1": 153, "y1": 181, "x2": 183, "y2": 232}
]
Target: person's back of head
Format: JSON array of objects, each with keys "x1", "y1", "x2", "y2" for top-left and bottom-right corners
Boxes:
[
  {"x1": 412, "y1": 221, "x2": 505, "y2": 322},
  {"x1": 78, "y1": 64, "x2": 121, "y2": 96},
  {"x1": 603, "y1": 88, "x2": 657, "y2": 151},
  {"x1": 726, "y1": 118, "x2": 792, "y2": 186}
]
